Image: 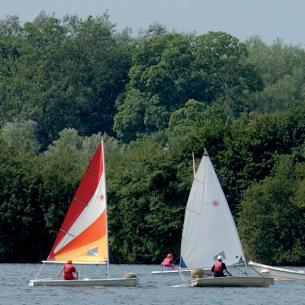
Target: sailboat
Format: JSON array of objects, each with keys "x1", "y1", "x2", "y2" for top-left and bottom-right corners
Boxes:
[
  {"x1": 248, "y1": 261, "x2": 305, "y2": 281},
  {"x1": 179, "y1": 150, "x2": 273, "y2": 287},
  {"x1": 29, "y1": 141, "x2": 138, "y2": 287}
]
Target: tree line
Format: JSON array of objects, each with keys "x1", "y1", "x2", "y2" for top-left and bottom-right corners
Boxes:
[{"x1": 0, "y1": 13, "x2": 305, "y2": 264}]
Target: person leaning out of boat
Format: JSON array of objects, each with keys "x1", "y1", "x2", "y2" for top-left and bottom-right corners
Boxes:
[
  {"x1": 161, "y1": 253, "x2": 175, "y2": 271},
  {"x1": 211, "y1": 255, "x2": 232, "y2": 277},
  {"x1": 62, "y1": 260, "x2": 78, "y2": 280}
]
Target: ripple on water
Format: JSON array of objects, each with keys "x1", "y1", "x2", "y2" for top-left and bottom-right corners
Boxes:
[{"x1": 1, "y1": 264, "x2": 305, "y2": 305}]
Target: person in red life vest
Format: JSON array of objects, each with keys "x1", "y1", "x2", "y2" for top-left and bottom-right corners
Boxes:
[
  {"x1": 62, "y1": 260, "x2": 78, "y2": 280},
  {"x1": 161, "y1": 253, "x2": 175, "y2": 271},
  {"x1": 211, "y1": 255, "x2": 232, "y2": 277}
]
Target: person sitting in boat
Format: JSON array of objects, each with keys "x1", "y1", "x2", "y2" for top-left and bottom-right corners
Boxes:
[
  {"x1": 63, "y1": 260, "x2": 78, "y2": 280},
  {"x1": 211, "y1": 255, "x2": 232, "y2": 277},
  {"x1": 161, "y1": 253, "x2": 175, "y2": 271}
]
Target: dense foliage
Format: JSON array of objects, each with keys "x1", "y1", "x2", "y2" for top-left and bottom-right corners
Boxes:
[{"x1": 0, "y1": 13, "x2": 305, "y2": 264}]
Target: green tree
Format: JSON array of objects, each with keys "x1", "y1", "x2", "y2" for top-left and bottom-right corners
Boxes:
[
  {"x1": 0, "y1": 13, "x2": 132, "y2": 148},
  {"x1": 192, "y1": 32, "x2": 263, "y2": 114},
  {"x1": 114, "y1": 89, "x2": 169, "y2": 142},
  {"x1": 246, "y1": 37, "x2": 305, "y2": 85},
  {"x1": 238, "y1": 155, "x2": 305, "y2": 265},
  {"x1": 106, "y1": 139, "x2": 187, "y2": 263},
  {"x1": 114, "y1": 30, "x2": 196, "y2": 141},
  {"x1": 0, "y1": 140, "x2": 47, "y2": 262},
  {"x1": 1, "y1": 120, "x2": 40, "y2": 152},
  {"x1": 245, "y1": 37, "x2": 305, "y2": 113}
]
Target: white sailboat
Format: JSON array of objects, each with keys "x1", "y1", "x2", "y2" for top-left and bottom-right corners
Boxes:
[
  {"x1": 29, "y1": 141, "x2": 138, "y2": 287},
  {"x1": 179, "y1": 150, "x2": 273, "y2": 287},
  {"x1": 248, "y1": 261, "x2": 305, "y2": 281}
]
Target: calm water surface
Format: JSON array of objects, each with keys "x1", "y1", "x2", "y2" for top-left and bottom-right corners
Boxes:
[{"x1": 1, "y1": 264, "x2": 305, "y2": 305}]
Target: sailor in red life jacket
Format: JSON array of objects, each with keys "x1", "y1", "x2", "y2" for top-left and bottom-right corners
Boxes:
[
  {"x1": 161, "y1": 253, "x2": 175, "y2": 271},
  {"x1": 211, "y1": 255, "x2": 232, "y2": 277},
  {"x1": 63, "y1": 260, "x2": 78, "y2": 280}
]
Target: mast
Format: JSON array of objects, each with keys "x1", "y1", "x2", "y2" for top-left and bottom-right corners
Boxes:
[
  {"x1": 102, "y1": 138, "x2": 110, "y2": 278},
  {"x1": 192, "y1": 152, "x2": 196, "y2": 178},
  {"x1": 179, "y1": 152, "x2": 196, "y2": 271}
]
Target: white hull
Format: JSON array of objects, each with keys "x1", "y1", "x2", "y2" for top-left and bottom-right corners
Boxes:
[
  {"x1": 151, "y1": 268, "x2": 212, "y2": 276},
  {"x1": 249, "y1": 261, "x2": 305, "y2": 281},
  {"x1": 151, "y1": 269, "x2": 191, "y2": 275},
  {"x1": 190, "y1": 276, "x2": 273, "y2": 287},
  {"x1": 29, "y1": 277, "x2": 138, "y2": 287}
]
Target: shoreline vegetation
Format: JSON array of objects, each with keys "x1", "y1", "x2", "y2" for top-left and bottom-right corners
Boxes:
[{"x1": 0, "y1": 12, "x2": 305, "y2": 266}]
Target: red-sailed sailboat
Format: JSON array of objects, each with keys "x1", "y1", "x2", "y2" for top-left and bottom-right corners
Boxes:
[{"x1": 29, "y1": 140, "x2": 137, "y2": 287}]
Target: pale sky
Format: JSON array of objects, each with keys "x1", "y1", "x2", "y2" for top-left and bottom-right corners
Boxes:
[{"x1": 0, "y1": 0, "x2": 304, "y2": 46}]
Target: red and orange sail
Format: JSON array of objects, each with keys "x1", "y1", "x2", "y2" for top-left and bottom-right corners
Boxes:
[{"x1": 47, "y1": 142, "x2": 108, "y2": 263}]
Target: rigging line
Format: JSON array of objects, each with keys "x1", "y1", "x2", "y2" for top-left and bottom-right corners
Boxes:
[
  {"x1": 87, "y1": 167, "x2": 98, "y2": 175},
  {"x1": 193, "y1": 178, "x2": 205, "y2": 185},
  {"x1": 181, "y1": 237, "x2": 197, "y2": 245},
  {"x1": 185, "y1": 206, "x2": 201, "y2": 215},
  {"x1": 233, "y1": 265, "x2": 247, "y2": 275},
  {"x1": 34, "y1": 263, "x2": 45, "y2": 279},
  {"x1": 178, "y1": 268, "x2": 188, "y2": 286},
  {"x1": 59, "y1": 228, "x2": 76, "y2": 238},
  {"x1": 72, "y1": 196, "x2": 88, "y2": 207}
]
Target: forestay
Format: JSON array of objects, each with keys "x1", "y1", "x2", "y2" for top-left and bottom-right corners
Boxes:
[{"x1": 180, "y1": 151, "x2": 245, "y2": 269}]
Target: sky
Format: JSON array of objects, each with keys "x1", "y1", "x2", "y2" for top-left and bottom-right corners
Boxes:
[{"x1": 0, "y1": 0, "x2": 304, "y2": 46}]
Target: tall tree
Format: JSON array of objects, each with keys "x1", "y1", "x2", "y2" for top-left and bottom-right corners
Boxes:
[
  {"x1": 238, "y1": 154, "x2": 305, "y2": 265},
  {"x1": 0, "y1": 13, "x2": 132, "y2": 148}
]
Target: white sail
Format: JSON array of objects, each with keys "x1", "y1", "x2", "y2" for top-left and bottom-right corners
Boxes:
[{"x1": 180, "y1": 151, "x2": 245, "y2": 269}]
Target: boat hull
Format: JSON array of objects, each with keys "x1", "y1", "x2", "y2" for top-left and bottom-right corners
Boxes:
[
  {"x1": 190, "y1": 276, "x2": 273, "y2": 287},
  {"x1": 29, "y1": 277, "x2": 138, "y2": 287},
  {"x1": 151, "y1": 269, "x2": 193, "y2": 275},
  {"x1": 249, "y1": 261, "x2": 305, "y2": 281},
  {"x1": 152, "y1": 270, "x2": 182, "y2": 275},
  {"x1": 151, "y1": 268, "x2": 212, "y2": 276}
]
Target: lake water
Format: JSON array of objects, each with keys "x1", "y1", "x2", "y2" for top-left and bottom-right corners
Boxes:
[{"x1": 1, "y1": 264, "x2": 305, "y2": 305}]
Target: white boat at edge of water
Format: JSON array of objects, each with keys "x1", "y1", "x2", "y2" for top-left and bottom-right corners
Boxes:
[
  {"x1": 248, "y1": 261, "x2": 305, "y2": 281},
  {"x1": 178, "y1": 150, "x2": 273, "y2": 288},
  {"x1": 29, "y1": 140, "x2": 138, "y2": 287}
]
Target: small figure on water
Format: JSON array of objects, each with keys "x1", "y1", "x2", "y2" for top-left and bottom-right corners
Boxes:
[
  {"x1": 211, "y1": 255, "x2": 232, "y2": 277},
  {"x1": 60, "y1": 260, "x2": 78, "y2": 280},
  {"x1": 161, "y1": 253, "x2": 175, "y2": 271}
]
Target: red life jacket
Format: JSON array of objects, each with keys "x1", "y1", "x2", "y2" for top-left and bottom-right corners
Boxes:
[
  {"x1": 214, "y1": 261, "x2": 224, "y2": 273},
  {"x1": 64, "y1": 263, "x2": 76, "y2": 280},
  {"x1": 162, "y1": 258, "x2": 174, "y2": 268}
]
